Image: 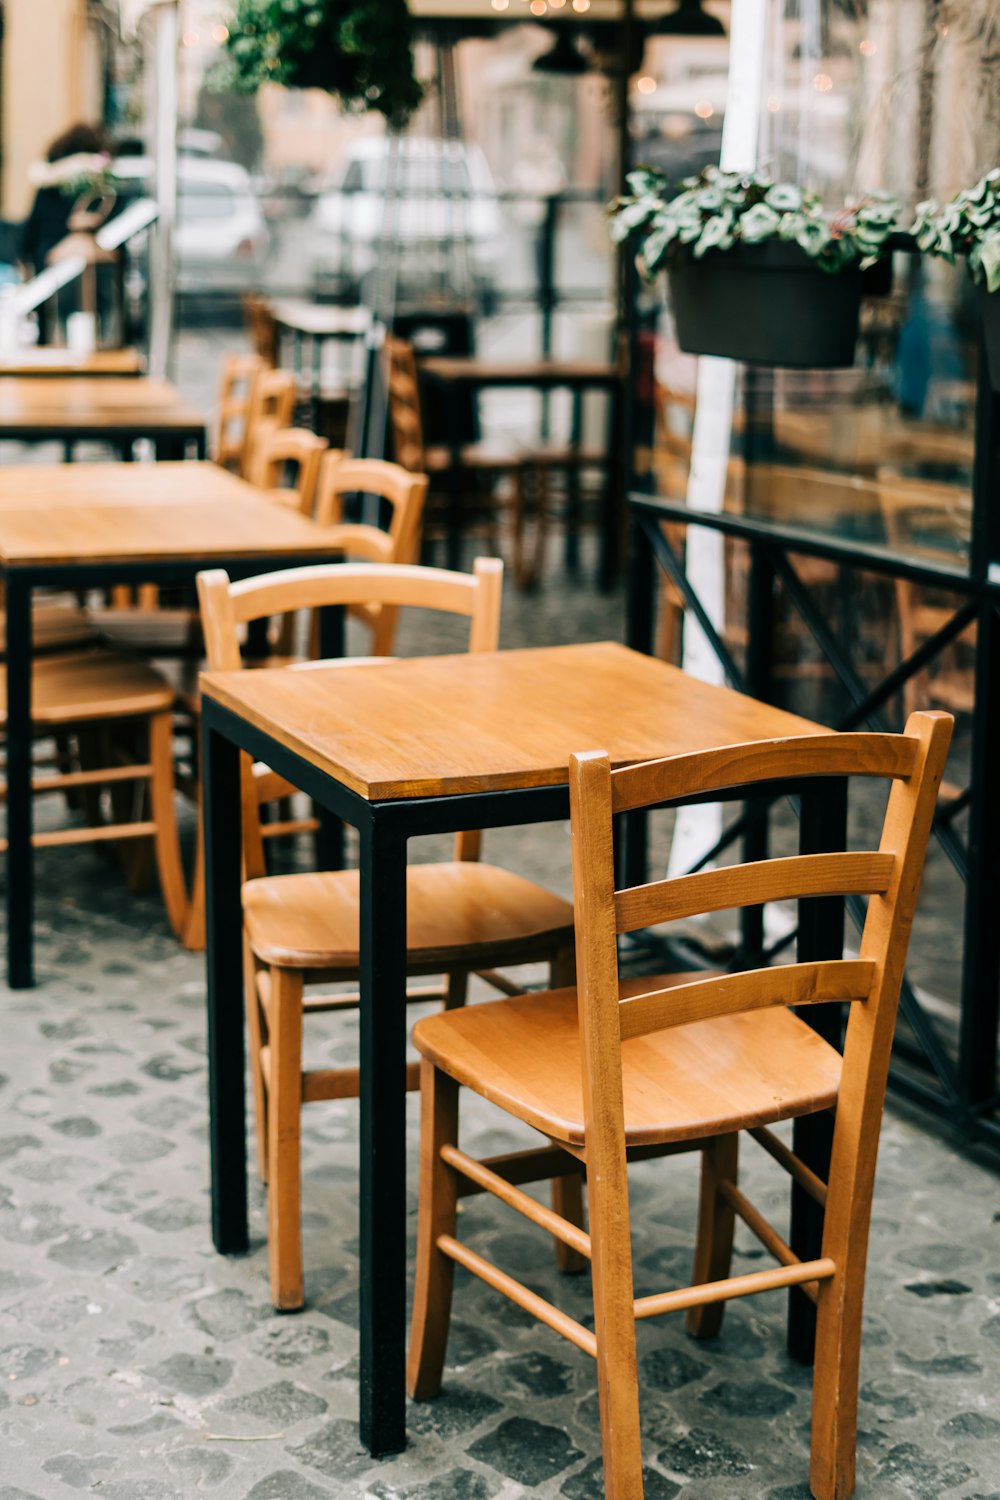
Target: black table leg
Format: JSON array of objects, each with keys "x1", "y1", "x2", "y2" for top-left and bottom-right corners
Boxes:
[
  {"x1": 203, "y1": 711, "x2": 249, "y2": 1254},
  {"x1": 788, "y1": 777, "x2": 848, "y2": 1363},
  {"x1": 358, "y1": 809, "x2": 408, "y2": 1457},
  {"x1": 5, "y1": 575, "x2": 34, "y2": 989}
]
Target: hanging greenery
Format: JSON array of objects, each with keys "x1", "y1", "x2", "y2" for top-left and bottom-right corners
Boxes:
[
  {"x1": 610, "y1": 166, "x2": 900, "y2": 280},
  {"x1": 221, "y1": 0, "x2": 424, "y2": 127},
  {"x1": 911, "y1": 170, "x2": 1000, "y2": 293}
]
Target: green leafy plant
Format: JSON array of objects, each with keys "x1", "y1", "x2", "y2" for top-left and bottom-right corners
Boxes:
[
  {"x1": 610, "y1": 166, "x2": 899, "y2": 279},
  {"x1": 911, "y1": 170, "x2": 1000, "y2": 294},
  {"x1": 221, "y1": 0, "x2": 423, "y2": 126}
]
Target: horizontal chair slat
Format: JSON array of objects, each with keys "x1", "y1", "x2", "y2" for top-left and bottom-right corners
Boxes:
[
  {"x1": 617, "y1": 959, "x2": 876, "y2": 1040},
  {"x1": 615, "y1": 852, "x2": 895, "y2": 932},
  {"x1": 227, "y1": 562, "x2": 478, "y2": 623},
  {"x1": 437, "y1": 1235, "x2": 597, "y2": 1357},
  {"x1": 610, "y1": 733, "x2": 919, "y2": 813},
  {"x1": 750, "y1": 1125, "x2": 829, "y2": 1208},
  {"x1": 441, "y1": 1144, "x2": 592, "y2": 1260},
  {"x1": 0, "y1": 820, "x2": 158, "y2": 853},
  {"x1": 633, "y1": 1258, "x2": 835, "y2": 1320}
]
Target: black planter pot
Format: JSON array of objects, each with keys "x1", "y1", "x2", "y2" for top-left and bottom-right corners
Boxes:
[
  {"x1": 978, "y1": 284, "x2": 1000, "y2": 393},
  {"x1": 667, "y1": 241, "x2": 866, "y2": 369}
]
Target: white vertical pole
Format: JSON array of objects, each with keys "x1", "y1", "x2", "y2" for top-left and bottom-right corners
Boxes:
[
  {"x1": 666, "y1": 0, "x2": 769, "y2": 881},
  {"x1": 147, "y1": 0, "x2": 178, "y2": 381}
]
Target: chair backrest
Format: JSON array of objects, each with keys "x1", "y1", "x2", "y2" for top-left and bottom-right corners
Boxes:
[
  {"x1": 216, "y1": 353, "x2": 265, "y2": 471},
  {"x1": 746, "y1": 464, "x2": 883, "y2": 526},
  {"x1": 384, "y1": 336, "x2": 427, "y2": 472},
  {"x1": 247, "y1": 426, "x2": 329, "y2": 515},
  {"x1": 313, "y1": 456, "x2": 430, "y2": 653},
  {"x1": 567, "y1": 714, "x2": 952, "y2": 1229},
  {"x1": 197, "y1": 556, "x2": 503, "y2": 875},
  {"x1": 242, "y1": 368, "x2": 297, "y2": 478},
  {"x1": 242, "y1": 292, "x2": 278, "y2": 366}
]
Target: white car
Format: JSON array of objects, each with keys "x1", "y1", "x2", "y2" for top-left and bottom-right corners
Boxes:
[
  {"x1": 307, "y1": 137, "x2": 504, "y2": 306},
  {"x1": 112, "y1": 155, "x2": 269, "y2": 295}
]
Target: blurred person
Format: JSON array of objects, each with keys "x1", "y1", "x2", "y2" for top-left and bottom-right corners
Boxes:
[
  {"x1": 20, "y1": 123, "x2": 114, "y2": 344},
  {"x1": 21, "y1": 122, "x2": 112, "y2": 275}
]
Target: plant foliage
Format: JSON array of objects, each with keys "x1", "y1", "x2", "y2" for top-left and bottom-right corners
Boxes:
[
  {"x1": 221, "y1": 0, "x2": 423, "y2": 126},
  {"x1": 911, "y1": 170, "x2": 1000, "y2": 294},
  {"x1": 610, "y1": 166, "x2": 899, "y2": 279}
]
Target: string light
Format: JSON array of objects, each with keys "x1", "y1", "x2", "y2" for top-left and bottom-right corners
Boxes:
[
  {"x1": 636, "y1": 76, "x2": 657, "y2": 94},
  {"x1": 859, "y1": 38, "x2": 876, "y2": 56},
  {"x1": 767, "y1": 95, "x2": 781, "y2": 112},
  {"x1": 694, "y1": 100, "x2": 714, "y2": 118},
  {"x1": 212, "y1": 23, "x2": 230, "y2": 41},
  {"x1": 812, "y1": 73, "x2": 833, "y2": 92},
  {"x1": 529, "y1": 0, "x2": 547, "y2": 13},
  {"x1": 572, "y1": 0, "x2": 591, "y2": 12}
]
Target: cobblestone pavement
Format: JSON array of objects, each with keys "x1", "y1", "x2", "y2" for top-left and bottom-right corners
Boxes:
[{"x1": 1, "y1": 359, "x2": 998, "y2": 1497}]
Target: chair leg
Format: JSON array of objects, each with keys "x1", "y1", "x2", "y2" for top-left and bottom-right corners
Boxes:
[
  {"x1": 407, "y1": 1058, "x2": 459, "y2": 1400},
  {"x1": 809, "y1": 1127, "x2": 872, "y2": 1500},
  {"x1": 546, "y1": 941, "x2": 587, "y2": 1271},
  {"x1": 810, "y1": 1265, "x2": 861, "y2": 1500},
  {"x1": 148, "y1": 713, "x2": 189, "y2": 939},
  {"x1": 244, "y1": 940, "x2": 270, "y2": 1183},
  {"x1": 444, "y1": 969, "x2": 469, "y2": 1010},
  {"x1": 588, "y1": 1141, "x2": 644, "y2": 1500},
  {"x1": 686, "y1": 1132, "x2": 739, "y2": 1340},
  {"x1": 267, "y1": 964, "x2": 306, "y2": 1311},
  {"x1": 182, "y1": 801, "x2": 206, "y2": 951},
  {"x1": 551, "y1": 1170, "x2": 587, "y2": 1274}
]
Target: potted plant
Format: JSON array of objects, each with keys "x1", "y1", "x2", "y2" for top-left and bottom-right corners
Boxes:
[
  {"x1": 911, "y1": 170, "x2": 1000, "y2": 391},
  {"x1": 221, "y1": 0, "x2": 423, "y2": 126},
  {"x1": 610, "y1": 166, "x2": 900, "y2": 368}
]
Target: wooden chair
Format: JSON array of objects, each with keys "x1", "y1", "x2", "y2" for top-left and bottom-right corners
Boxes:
[
  {"x1": 196, "y1": 558, "x2": 577, "y2": 1309},
  {"x1": 876, "y1": 474, "x2": 974, "y2": 719},
  {"x1": 408, "y1": 713, "x2": 953, "y2": 1500},
  {"x1": 242, "y1": 293, "x2": 278, "y2": 368},
  {"x1": 0, "y1": 647, "x2": 188, "y2": 937},
  {"x1": 215, "y1": 353, "x2": 265, "y2": 472},
  {"x1": 241, "y1": 369, "x2": 297, "y2": 480},
  {"x1": 178, "y1": 459, "x2": 429, "y2": 951},
  {"x1": 246, "y1": 426, "x2": 328, "y2": 516},
  {"x1": 312, "y1": 455, "x2": 428, "y2": 654},
  {"x1": 385, "y1": 337, "x2": 518, "y2": 572}
]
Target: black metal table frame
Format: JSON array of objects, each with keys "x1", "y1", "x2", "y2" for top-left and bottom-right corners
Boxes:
[
  {"x1": 2, "y1": 549, "x2": 339, "y2": 991},
  {"x1": 626, "y1": 447, "x2": 1000, "y2": 1157},
  {"x1": 202, "y1": 689, "x2": 848, "y2": 1460}
]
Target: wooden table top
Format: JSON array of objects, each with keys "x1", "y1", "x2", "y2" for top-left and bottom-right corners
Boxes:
[
  {"x1": 0, "y1": 377, "x2": 204, "y2": 432},
  {"x1": 418, "y1": 356, "x2": 620, "y2": 389},
  {"x1": 269, "y1": 300, "x2": 371, "y2": 338},
  {"x1": 0, "y1": 463, "x2": 345, "y2": 568},
  {"x1": 0, "y1": 348, "x2": 144, "y2": 376},
  {"x1": 201, "y1": 641, "x2": 824, "y2": 802}
]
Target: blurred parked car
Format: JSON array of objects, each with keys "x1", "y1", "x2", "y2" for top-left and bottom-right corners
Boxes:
[
  {"x1": 112, "y1": 155, "x2": 269, "y2": 297},
  {"x1": 306, "y1": 137, "x2": 504, "y2": 308}
]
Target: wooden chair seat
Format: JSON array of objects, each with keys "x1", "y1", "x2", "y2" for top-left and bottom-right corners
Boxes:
[
  {"x1": 413, "y1": 980, "x2": 842, "y2": 1149},
  {"x1": 0, "y1": 649, "x2": 176, "y2": 724},
  {"x1": 243, "y1": 863, "x2": 575, "y2": 972},
  {"x1": 0, "y1": 597, "x2": 96, "y2": 656}
]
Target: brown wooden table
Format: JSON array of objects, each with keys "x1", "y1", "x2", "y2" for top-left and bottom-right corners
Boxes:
[
  {"x1": 200, "y1": 640, "x2": 828, "y2": 1458},
  {"x1": 0, "y1": 348, "x2": 144, "y2": 376},
  {"x1": 0, "y1": 462, "x2": 349, "y2": 989},
  {"x1": 417, "y1": 356, "x2": 622, "y2": 583},
  {"x1": 0, "y1": 376, "x2": 205, "y2": 458}
]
